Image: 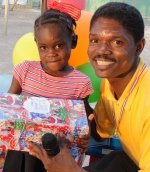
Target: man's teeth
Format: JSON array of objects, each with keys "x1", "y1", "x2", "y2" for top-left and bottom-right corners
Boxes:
[{"x1": 97, "y1": 60, "x2": 114, "y2": 65}]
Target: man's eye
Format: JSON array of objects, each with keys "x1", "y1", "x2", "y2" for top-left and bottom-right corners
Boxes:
[{"x1": 113, "y1": 40, "x2": 123, "y2": 46}]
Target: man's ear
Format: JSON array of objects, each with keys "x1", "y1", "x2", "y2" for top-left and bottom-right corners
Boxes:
[{"x1": 136, "y1": 38, "x2": 145, "y2": 56}]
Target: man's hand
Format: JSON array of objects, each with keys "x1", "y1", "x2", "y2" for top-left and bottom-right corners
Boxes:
[{"x1": 27, "y1": 142, "x2": 86, "y2": 172}]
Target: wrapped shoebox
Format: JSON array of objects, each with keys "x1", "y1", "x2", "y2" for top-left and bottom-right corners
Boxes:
[{"x1": 0, "y1": 92, "x2": 88, "y2": 165}]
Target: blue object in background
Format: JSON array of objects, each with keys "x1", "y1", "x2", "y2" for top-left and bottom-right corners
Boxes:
[
  {"x1": 87, "y1": 136, "x2": 122, "y2": 157},
  {"x1": 0, "y1": 74, "x2": 12, "y2": 92}
]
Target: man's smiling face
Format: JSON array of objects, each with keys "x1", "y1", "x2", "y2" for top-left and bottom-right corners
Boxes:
[{"x1": 88, "y1": 17, "x2": 138, "y2": 79}]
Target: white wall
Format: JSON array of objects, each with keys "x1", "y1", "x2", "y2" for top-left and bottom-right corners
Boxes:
[{"x1": 2, "y1": 0, "x2": 27, "y2": 5}]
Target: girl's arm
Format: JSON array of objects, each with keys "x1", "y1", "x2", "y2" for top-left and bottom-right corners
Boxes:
[
  {"x1": 83, "y1": 96, "x2": 93, "y2": 117},
  {"x1": 8, "y1": 77, "x2": 22, "y2": 94}
]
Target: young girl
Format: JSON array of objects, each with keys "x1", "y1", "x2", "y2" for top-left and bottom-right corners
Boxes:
[{"x1": 3, "y1": 3, "x2": 93, "y2": 172}]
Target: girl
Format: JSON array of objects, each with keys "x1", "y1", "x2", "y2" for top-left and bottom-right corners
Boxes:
[{"x1": 3, "y1": 2, "x2": 93, "y2": 172}]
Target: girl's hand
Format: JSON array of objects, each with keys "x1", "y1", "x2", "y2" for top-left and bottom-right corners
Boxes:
[
  {"x1": 75, "y1": 134, "x2": 90, "y2": 153},
  {"x1": 0, "y1": 150, "x2": 7, "y2": 170}
]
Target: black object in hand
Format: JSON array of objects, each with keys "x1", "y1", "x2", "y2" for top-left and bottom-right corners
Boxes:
[{"x1": 42, "y1": 133, "x2": 60, "y2": 157}]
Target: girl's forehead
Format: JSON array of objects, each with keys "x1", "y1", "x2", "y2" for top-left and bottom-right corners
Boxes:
[
  {"x1": 35, "y1": 24, "x2": 71, "y2": 43},
  {"x1": 37, "y1": 23, "x2": 69, "y2": 35},
  {"x1": 40, "y1": 23, "x2": 63, "y2": 30}
]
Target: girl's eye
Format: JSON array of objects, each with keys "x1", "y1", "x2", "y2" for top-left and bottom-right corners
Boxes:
[
  {"x1": 55, "y1": 44, "x2": 63, "y2": 49},
  {"x1": 39, "y1": 46, "x2": 47, "y2": 51},
  {"x1": 89, "y1": 39, "x2": 98, "y2": 44}
]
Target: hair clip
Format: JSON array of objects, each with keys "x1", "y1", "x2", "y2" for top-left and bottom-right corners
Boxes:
[{"x1": 48, "y1": 1, "x2": 81, "y2": 21}]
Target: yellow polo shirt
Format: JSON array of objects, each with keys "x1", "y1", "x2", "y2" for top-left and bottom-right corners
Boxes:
[{"x1": 94, "y1": 60, "x2": 150, "y2": 172}]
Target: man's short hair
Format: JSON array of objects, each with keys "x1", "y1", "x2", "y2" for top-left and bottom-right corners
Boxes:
[{"x1": 90, "y1": 2, "x2": 144, "y2": 43}]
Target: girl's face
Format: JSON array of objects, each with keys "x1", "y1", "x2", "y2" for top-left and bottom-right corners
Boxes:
[{"x1": 35, "y1": 23, "x2": 72, "y2": 76}]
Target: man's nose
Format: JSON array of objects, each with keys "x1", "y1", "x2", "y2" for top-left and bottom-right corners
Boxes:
[{"x1": 96, "y1": 42, "x2": 112, "y2": 55}]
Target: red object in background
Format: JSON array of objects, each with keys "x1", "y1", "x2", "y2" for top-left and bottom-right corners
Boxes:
[
  {"x1": 47, "y1": 0, "x2": 86, "y2": 10},
  {"x1": 47, "y1": 1, "x2": 81, "y2": 21}
]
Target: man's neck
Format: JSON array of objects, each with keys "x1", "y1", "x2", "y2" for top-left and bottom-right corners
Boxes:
[
  {"x1": 108, "y1": 69, "x2": 136, "y2": 99},
  {"x1": 108, "y1": 59, "x2": 140, "y2": 99}
]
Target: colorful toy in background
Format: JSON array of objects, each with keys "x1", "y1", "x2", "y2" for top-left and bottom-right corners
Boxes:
[
  {"x1": 77, "y1": 63, "x2": 101, "y2": 103},
  {"x1": 13, "y1": 32, "x2": 39, "y2": 65},
  {"x1": 70, "y1": 10, "x2": 91, "y2": 67}
]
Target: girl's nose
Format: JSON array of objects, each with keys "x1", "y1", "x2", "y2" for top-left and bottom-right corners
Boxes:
[{"x1": 46, "y1": 48, "x2": 57, "y2": 57}]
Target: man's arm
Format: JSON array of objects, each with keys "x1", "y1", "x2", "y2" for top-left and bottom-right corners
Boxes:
[{"x1": 89, "y1": 114, "x2": 104, "y2": 142}]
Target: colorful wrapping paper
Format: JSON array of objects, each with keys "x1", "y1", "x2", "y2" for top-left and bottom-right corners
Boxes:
[{"x1": 0, "y1": 93, "x2": 89, "y2": 167}]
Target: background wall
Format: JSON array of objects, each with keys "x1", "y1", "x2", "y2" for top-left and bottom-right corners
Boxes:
[{"x1": 86, "y1": 0, "x2": 150, "y2": 25}]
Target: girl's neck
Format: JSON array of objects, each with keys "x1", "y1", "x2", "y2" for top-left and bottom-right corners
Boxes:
[{"x1": 41, "y1": 63, "x2": 73, "y2": 77}]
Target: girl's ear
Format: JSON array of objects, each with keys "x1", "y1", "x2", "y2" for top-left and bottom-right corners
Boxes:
[
  {"x1": 71, "y1": 34, "x2": 78, "y2": 49},
  {"x1": 136, "y1": 38, "x2": 145, "y2": 56},
  {"x1": 34, "y1": 32, "x2": 37, "y2": 42}
]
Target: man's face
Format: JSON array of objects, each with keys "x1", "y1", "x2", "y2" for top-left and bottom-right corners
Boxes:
[{"x1": 88, "y1": 17, "x2": 139, "y2": 79}]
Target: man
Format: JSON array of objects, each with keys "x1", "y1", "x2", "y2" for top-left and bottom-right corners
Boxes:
[{"x1": 27, "y1": 2, "x2": 150, "y2": 172}]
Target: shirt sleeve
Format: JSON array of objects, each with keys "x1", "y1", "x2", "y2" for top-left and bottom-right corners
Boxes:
[
  {"x1": 79, "y1": 78, "x2": 94, "y2": 98},
  {"x1": 13, "y1": 61, "x2": 29, "y2": 87}
]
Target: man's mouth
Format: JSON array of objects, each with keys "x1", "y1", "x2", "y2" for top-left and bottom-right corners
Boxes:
[
  {"x1": 97, "y1": 60, "x2": 115, "y2": 66},
  {"x1": 94, "y1": 56, "x2": 115, "y2": 66}
]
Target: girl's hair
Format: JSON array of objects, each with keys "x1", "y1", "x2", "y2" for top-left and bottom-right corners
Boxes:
[{"x1": 34, "y1": 9, "x2": 77, "y2": 37}]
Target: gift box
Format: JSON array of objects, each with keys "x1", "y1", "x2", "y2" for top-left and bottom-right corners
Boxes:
[{"x1": 0, "y1": 92, "x2": 88, "y2": 167}]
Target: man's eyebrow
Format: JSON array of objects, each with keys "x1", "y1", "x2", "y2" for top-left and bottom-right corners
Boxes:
[{"x1": 89, "y1": 33, "x2": 98, "y2": 36}]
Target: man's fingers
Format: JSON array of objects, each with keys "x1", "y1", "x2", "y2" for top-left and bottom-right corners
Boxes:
[{"x1": 26, "y1": 141, "x2": 45, "y2": 160}]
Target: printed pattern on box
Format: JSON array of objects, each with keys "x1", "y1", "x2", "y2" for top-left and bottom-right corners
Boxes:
[{"x1": 0, "y1": 93, "x2": 88, "y2": 167}]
